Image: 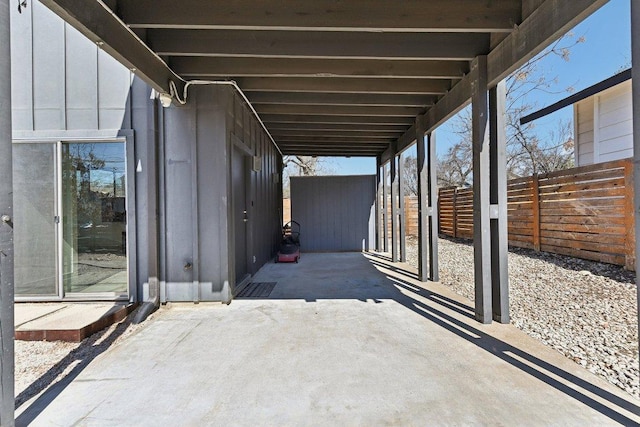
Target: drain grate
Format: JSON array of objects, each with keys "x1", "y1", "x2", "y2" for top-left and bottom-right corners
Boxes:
[{"x1": 237, "y1": 282, "x2": 277, "y2": 298}]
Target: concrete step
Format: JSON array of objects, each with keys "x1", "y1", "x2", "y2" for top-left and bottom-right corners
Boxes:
[{"x1": 15, "y1": 302, "x2": 137, "y2": 342}]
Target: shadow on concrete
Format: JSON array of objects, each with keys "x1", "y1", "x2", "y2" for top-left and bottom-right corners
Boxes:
[
  {"x1": 15, "y1": 310, "x2": 136, "y2": 426},
  {"x1": 254, "y1": 252, "x2": 640, "y2": 425}
]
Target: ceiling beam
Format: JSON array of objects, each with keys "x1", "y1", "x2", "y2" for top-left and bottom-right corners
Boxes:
[
  {"x1": 267, "y1": 123, "x2": 409, "y2": 132},
  {"x1": 256, "y1": 104, "x2": 423, "y2": 117},
  {"x1": 270, "y1": 130, "x2": 402, "y2": 139},
  {"x1": 40, "y1": 0, "x2": 183, "y2": 95},
  {"x1": 487, "y1": 0, "x2": 608, "y2": 87},
  {"x1": 248, "y1": 92, "x2": 437, "y2": 107},
  {"x1": 171, "y1": 57, "x2": 469, "y2": 79},
  {"x1": 260, "y1": 114, "x2": 413, "y2": 125},
  {"x1": 150, "y1": 30, "x2": 489, "y2": 60},
  {"x1": 236, "y1": 77, "x2": 451, "y2": 94},
  {"x1": 120, "y1": 1, "x2": 521, "y2": 32},
  {"x1": 390, "y1": 0, "x2": 608, "y2": 160},
  {"x1": 276, "y1": 136, "x2": 393, "y2": 143},
  {"x1": 281, "y1": 149, "x2": 380, "y2": 156}
]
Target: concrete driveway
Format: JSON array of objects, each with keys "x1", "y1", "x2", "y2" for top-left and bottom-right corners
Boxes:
[{"x1": 16, "y1": 253, "x2": 640, "y2": 426}]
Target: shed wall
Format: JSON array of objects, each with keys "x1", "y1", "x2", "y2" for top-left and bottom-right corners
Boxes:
[{"x1": 291, "y1": 175, "x2": 375, "y2": 252}]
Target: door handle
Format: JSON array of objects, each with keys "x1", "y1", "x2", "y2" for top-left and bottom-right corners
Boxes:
[{"x1": 243, "y1": 210, "x2": 248, "y2": 223}]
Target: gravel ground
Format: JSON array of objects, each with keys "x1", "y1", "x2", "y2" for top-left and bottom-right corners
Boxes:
[
  {"x1": 405, "y1": 235, "x2": 639, "y2": 397},
  {"x1": 15, "y1": 307, "x2": 154, "y2": 408}
]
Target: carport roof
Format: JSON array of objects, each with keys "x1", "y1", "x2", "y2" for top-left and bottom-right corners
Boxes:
[{"x1": 40, "y1": 0, "x2": 606, "y2": 158}]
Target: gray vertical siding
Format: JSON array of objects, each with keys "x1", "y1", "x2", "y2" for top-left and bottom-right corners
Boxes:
[
  {"x1": 161, "y1": 85, "x2": 282, "y2": 301},
  {"x1": 291, "y1": 175, "x2": 376, "y2": 252},
  {"x1": 11, "y1": 0, "x2": 133, "y2": 133}
]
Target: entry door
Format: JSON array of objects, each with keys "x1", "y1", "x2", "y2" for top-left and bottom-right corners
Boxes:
[{"x1": 232, "y1": 146, "x2": 250, "y2": 284}]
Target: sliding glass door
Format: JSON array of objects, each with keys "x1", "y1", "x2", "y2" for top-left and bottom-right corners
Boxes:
[
  {"x1": 14, "y1": 140, "x2": 129, "y2": 300},
  {"x1": 61, "y1": 142, "x2": 128, "y2": 297}
]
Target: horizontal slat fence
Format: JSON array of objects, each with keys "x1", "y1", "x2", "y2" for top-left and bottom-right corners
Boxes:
[
  {"x1": 287, "y1": 159, "x2": 635, "y2": 269},
  {"x1": 437, "y1": 159, "x2": 635, "y2": 269}
]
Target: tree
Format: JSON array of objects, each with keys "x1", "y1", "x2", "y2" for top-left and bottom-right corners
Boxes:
[
  {"x1": 437, "y1": 34, "x2": 583, "y2": 183},
  {"x1": 282, "y1": 155, "x2": 334, "y2": 197},
  {"x1": 401, "y1": 155, "x2": 418, "y2": 196}
]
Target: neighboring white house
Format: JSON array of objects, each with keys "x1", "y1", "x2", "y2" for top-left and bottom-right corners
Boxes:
[{"x1": 521, "y1": 69, "x2": 632, "y2": 166}]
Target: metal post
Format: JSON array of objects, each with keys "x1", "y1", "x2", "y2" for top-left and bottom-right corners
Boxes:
[
  {"x1": 382, "y1": 162, "x2": 388, "y2": 252},
  {"x1": 427, "y1": 132, "x2": 439, "y2": 282},
  {"x1": 390, "y1": 150, "x2": 399, "y2": 262},
  {"x1": 631, "y1": 0, "x2": 640, "y2": 378},
  {"x1": 416, "y1": 118, "x2": 429, "y2": 281},
  {"x1": 0, "y1": 0, "x2": 15, "y2": 424},
  {"x1": 398, "y1": 153, "x2": 406, "y2": 262},
  {"x1": 375, "y1": 155, "x2": 382, "y2": 251},
  {"x1": 471, "y1": 55, "x2": 492, "y2": 324},
  {"x1": 490, "y1": 81, "x2": 509, "y2": 323}
]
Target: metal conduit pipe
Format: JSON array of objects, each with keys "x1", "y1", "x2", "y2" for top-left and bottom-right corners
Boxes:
[{"x1": 168, "y1": 79, "x2": 284, "y2": 156}]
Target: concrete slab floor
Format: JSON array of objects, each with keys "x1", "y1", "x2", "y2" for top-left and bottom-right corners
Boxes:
[{"x1": 16, "y1": 253, "x2": 640, "y2": 426}]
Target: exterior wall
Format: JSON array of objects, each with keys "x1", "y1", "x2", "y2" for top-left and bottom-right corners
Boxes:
[
  {"x1": 291, "y1": 175, "x2": 376, "y2": 252},
  {"x1": 11, "y1": 0, "x2": 133, "y2": 132},
  {"x1": 160, "y1": 85, "x2": 282, "y2": 302},
  {"x1": 575, "y1": 80, "x2": 633, "y2": 165},
  {"x1": 11, "y1": 0, "x2": 156, "y2": 301}
]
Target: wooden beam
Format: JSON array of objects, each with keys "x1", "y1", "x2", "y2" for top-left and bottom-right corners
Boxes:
[
  {"x1": 121, "y1": 1, "x2": 521, "y2": 32},
  {"x1": 40, "y1": 0, "x2": 184, "y2": 95},
  {"x1": 151, "y1": 29, "x2": 488, "y2": 60},
  {"x1": 171, "y1": 57, "x2": 469, "y2": 79},
  {"x1": 471, "y1": 56, "x2": 492, "y2": 324},
  {"x1": 271, "y1": 130, "x2": 402, "y2": 139},
  {"x1": 0, "y1": 1, "x2": 14, "y2": 424},
  {"x1": 261, "y1": 114, "x2": 413, "y2": 125},
  {"x1": 487, "y1": 0, "x2": 608, "y2": 87},
  {"x1": 489, "y1": 81, "x2": 509, "y2": 324},
  {"x1": 631, "y1": 0, "x2": 640, "y2": 379},
  {"x1": 394, "y1": 0, "x2": 607, "y2": 154},
  {"x1": 276, "y1": 136, "x2": 392, "y2": 144},
  {"x1": 267, "y1": 123, "x2": 409, "y2": 132},
  {"x1": 248, "y1": 92, "x2": 437, "y2": 107},
  {"x1": 255, "y1": 104, "x2": 424, "y2": 117},
  {"x1": 391, "y1": 148, "x2": 399, "y2": 262},
  {"x1": 416, "y1": 119, "x2": 429, "y2": 282},
  {"x1": 426, "y1": 131, "x2": 439, "y2": 282},
  {"x1": 234, "y1": 77, "x2": 452, "y2": 94}
]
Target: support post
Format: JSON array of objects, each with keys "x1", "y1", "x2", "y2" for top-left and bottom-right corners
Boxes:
[
  {"x1": 471, "y1": 55, "x2": 492, "y2": 324},
  {"x1": 631, "y1": 0, "x2": 640, "y2": 379},
  {"x1": 416, "y1": 118, "x2": 429, "y2": 281},
  {"x1": 0, "y1": 0, "x2": 14, "y2": 424},
  {"x1": 398, "y1": 153, "x2": 406, "y2": 262},
  {"x1": 375, "y1": 156, "x2": 382, "y2": 252},
  {"x1": 382, "y1": 163, "x2": 388, "y2": 252},
  {"x1": 489, "y1": 81, "x2": 509, "y2": 324},
  {"x1": 427, "y1": 132, "x2": 439, "y2": 281},
  {"x1": 390, "y1": 149, "x2": 399, "y2": 262}
]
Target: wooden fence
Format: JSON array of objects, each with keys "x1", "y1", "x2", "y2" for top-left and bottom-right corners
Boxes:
[
  {"x1": 438, "y1": 159, "x2": 635, "y2": 269},
  {"x1": 285, "y1": 159, "x2": 635, "y2": 269}
]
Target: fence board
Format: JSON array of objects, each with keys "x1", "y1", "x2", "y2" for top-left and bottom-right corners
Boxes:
[{"x1": 435, "y1": 158, "x2": 634, "y2": 269}]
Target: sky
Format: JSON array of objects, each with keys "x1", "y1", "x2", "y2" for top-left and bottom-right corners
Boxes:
[{"x1": 317, "y1": 0, "x2": 632, "y2": 175}]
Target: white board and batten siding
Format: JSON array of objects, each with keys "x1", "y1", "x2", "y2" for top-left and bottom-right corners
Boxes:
[{"x1": 575, "y1": 80, "x2": 633, "y2": 166}]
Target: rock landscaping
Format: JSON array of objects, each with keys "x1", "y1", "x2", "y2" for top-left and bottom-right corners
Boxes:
[{"x1": 406, "y1": 235, "x2": 639, "y2": 397}]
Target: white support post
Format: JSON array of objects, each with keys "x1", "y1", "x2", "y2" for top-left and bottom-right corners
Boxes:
[
  {"x1": 490, "y1": 81, "x2": 509, "y2": 323},
  {"x1": 0, "y1": 0, "x2": 15, "y2": 424},
  {"x1": 471, "y1": 56, "x2": 492, "y2": 324}
]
